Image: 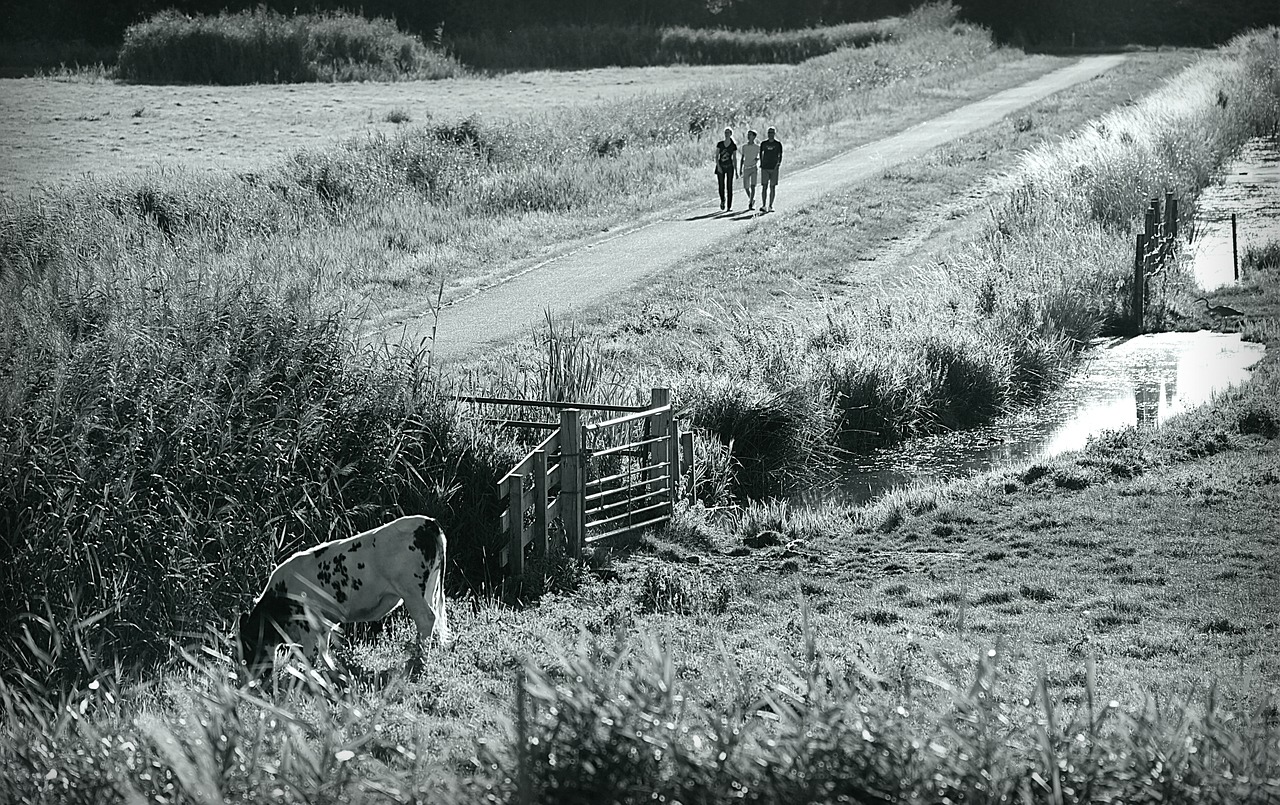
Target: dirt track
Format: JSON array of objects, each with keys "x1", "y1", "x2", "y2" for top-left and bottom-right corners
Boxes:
[{"x1": 365, "y1": 55, "x2": 1128, "y2": 361}]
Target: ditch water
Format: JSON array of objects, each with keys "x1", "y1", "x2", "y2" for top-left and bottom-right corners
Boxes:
[
  {"x1": 1189, "y1": 135, "x2": 1280, "y2": 290},
  {"x1": 828, "y1": 332, "x2": 1265, "y2": 506},
  {"x1": 822, "y1": 137, "x2": 1278, "y2": 505}
]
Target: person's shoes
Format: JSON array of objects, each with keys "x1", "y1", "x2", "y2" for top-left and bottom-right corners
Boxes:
[
  {"x1": 727, "y1": 206, "x2": 732, "y2": 211},
  {"x1": 748, "y1": 201, "x2": 755, "y2": 209},
  {"x1": 719, "y1": 202, "x2": 725, "y2": 210}
]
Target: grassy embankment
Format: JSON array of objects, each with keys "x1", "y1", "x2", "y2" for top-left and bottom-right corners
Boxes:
[
  {"x1": 1, "y1": 25, "x2": 1278, "y2": 804},
  {"x1": 0, "y1": 7, "x2": 1012, "y2": 683}
]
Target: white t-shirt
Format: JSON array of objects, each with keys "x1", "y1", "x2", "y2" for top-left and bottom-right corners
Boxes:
[{"x1": 740, "y1": 141, "x2": 760, "y2": 172}]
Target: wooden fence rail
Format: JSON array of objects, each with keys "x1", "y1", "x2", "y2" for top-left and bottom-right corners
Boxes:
[{"x1": 467, "y1": 387, "x2": 693, "y2": 577}]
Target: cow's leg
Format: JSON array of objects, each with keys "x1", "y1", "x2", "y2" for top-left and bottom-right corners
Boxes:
[{"x1": 400, "y1": 585, "x2": 439, "y2": 645}]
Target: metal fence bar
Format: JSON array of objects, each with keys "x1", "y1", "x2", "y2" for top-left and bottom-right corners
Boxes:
[
  {"x1": 584, "y1": 460, "x2": 670, "y2": 491},
  {"x1": 586, "y1": 500, "x2": 671, "y2": 532},
  {"x1": 586, "y1": 514, "x2": 673, "y2": 545}
]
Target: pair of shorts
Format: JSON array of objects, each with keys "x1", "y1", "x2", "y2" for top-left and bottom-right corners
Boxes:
[
  {"x1": 742, "y1": 167, "x2": 758, "y2": 185},
  {"x1": 760, "y1": 168, "x2": 780, "y2": 185}
]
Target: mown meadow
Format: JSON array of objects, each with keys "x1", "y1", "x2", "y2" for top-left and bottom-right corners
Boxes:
[{"x1": 1, "y1": 8, "x2": 1279, "y2": 801}]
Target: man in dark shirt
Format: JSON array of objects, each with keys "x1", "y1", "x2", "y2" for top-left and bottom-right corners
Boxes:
[
  {"x1": 759, "y1": 126, "x2": 783, "y2": 212},
  {"x1": 715, "y1": 127, "x2": 738, "y2": 211}
]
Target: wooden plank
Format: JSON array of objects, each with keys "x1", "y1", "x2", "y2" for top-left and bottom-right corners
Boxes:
[
  {"x1": 680, "y1": 430, "x2": 695, "y2": 502},
  {"x1": 453, "y1": 394, "x2": 648, "y2": 413},
  {"x1": 497, "y1": 429, "x2": 562, "y2": 489},
  {"x1": 584, "y1": 404, "x2": 670, "y2": 431},
  {"x1": 532, "y1": 449, "x2": 548, "y2": 561},
  {"x1": 507, "y1": 473, "x2": 525, "y2": 576},
  {"x1": 561, "y1": 408, "x2": 584, "y2": 561},
  {"x1": 666, "y1": 422, "x2": 680, "y2": 518},
  {"x1": 476, "y1": 418, "x2": 560, "y2": 430}
]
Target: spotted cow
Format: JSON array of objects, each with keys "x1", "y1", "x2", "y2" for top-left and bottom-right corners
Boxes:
[{"x1": 239, "y1": 515, "x2": 448, "y2": 670}]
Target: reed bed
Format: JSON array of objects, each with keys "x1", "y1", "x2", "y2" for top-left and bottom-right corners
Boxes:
[
  {"x1": 117, "y1": 8, "x2": 464, "y2": 84},
  {"x1": 446, "y1": 19, "x2": 899, "y2": 71}
]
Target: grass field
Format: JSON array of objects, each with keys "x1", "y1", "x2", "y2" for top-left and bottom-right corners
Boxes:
[{"x1": 1, "y1": 13, "x2": 1279, "y2": 802}]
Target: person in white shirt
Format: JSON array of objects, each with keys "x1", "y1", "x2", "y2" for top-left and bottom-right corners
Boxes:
[{"x1": 739, "y1": 130, "x2": 761, "y2": 210}]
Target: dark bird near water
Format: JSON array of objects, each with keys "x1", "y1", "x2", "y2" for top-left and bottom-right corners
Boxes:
[{"x1": 1195, "y1": 297, "x2": 1244, "y2": 318}]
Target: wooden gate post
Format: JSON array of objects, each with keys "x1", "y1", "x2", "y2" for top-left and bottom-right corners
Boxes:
[
  {"x1": 1132, "y1": 233, "x2": 1146, "y2": 335},
  {"x1": 532, "y1": 449, "x2": 548, "y2": 562},
  {"x1": 649, "y1": 387, "x2": 672, "y2": 505},
  {"x1": 507, "y1": 473, "x2": 525, "y2": 577},
  {"x1": 560, "y1": 408, "x2": 584, "y2": 560},
  {"x1": 680, "y1": 430, "x2": 696, "y2": 503}
]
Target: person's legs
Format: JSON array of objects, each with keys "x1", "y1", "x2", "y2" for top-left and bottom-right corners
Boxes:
[
  {"x1": 717, "y1": 170, "x2": 727, "y2": 209},
  {"x1": 726, "y1": 172, "x2": 734, "y2": 210},
  {"x1": 745, "y1": 171, "x2": 756, "y2": 208}
]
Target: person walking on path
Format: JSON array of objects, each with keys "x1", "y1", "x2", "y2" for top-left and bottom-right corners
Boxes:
[
  {"x1": 739, "y1": 129, "x2": 761, "y2": 210},
  {"x1": 759, "y1": 126, "x2": 783, "y2": 212},
  {"x1": 714, "y1": 127, "x2": 738, "y2": 211}
]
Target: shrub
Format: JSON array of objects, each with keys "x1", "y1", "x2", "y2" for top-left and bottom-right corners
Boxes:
[{"x1": 117, "y1": 8, "x2": 463, "y2": 84}]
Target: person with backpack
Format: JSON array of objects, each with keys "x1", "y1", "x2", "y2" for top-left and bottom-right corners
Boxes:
[{"x1": 714, "y1": 127, "x2": 738, "y2": 211}]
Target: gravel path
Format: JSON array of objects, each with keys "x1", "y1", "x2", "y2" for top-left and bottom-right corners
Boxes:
[{"x1": 366, "y1": 55, "x2": 1127, "y2": 360}]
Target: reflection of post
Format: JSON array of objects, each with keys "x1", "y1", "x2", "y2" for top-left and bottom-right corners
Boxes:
[{"x1": 1133, "y1": 379, "x2": 1161, "y2": 427}]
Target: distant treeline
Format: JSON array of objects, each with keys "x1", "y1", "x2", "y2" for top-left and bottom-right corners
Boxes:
[
  {"x1": 960, "y1": 0, "x2": 1279, "y2": 47},
  {"x1": 1, "y1": 0, "x2": 920, "y2": 46},
  {"x1": 1, "y1": 0, "x2": 1277, "y2": 56}
]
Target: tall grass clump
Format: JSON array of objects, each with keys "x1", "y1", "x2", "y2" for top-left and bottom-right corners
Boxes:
[
  {"x1": 474, "y1": 637, "x2": 1280, "y2": 804},
  {"x1": 117, "y1": 8, "x2": 463, "y2": 84},
  {"x1": 0, "y1": 196, "x2": 523, "y2": 685}
]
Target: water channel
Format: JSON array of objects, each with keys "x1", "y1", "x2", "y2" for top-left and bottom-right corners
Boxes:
[{"x1": 827, "y1": 137, "x2": 1276, "y2": 506}]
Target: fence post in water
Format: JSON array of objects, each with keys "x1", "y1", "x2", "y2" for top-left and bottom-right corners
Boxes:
[
  {"x1": 1232, "y1": 213, "x2": 1239, "y2": 280},
  {"x1": 507, "y1": 473, "x2": 525, "y2": 577},
  {"x1": 532, "y1": 449, "x2": 547, "y2": 562},
  {"x1": 1132, "y1": 233, "x2": 1146, "y2": 335},
  {"x1": 560, "y1": 408, "x2": 584, "y2": 561},
  {"x1": 1168, "y1": 196, "x2": 1178, "y2": 240}
]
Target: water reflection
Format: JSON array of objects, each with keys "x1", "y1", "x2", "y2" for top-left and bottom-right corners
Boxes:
[
  {"x1": 1191, "y1": 136, "x2": 1280, "y2": 291},
  {"x1": 827, "y1": 332, "x2": 1264, "y2": 506}
]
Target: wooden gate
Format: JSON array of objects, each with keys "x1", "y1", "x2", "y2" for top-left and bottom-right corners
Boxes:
[{"x1": 482, "y1": 388, "x2": 694, "y2": 576}]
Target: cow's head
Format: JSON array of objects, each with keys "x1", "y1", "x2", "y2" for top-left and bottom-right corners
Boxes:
[{"x1": 238, "y1": 583, "x2": 292, "y2": 671}]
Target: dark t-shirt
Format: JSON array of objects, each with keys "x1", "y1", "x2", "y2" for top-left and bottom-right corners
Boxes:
[
  {"x1": 716, "y1": 139, "x2": 737, "y2": 173},
  {"x1": 760, "y1": 139, "x2": 783, "y2": 170}
]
